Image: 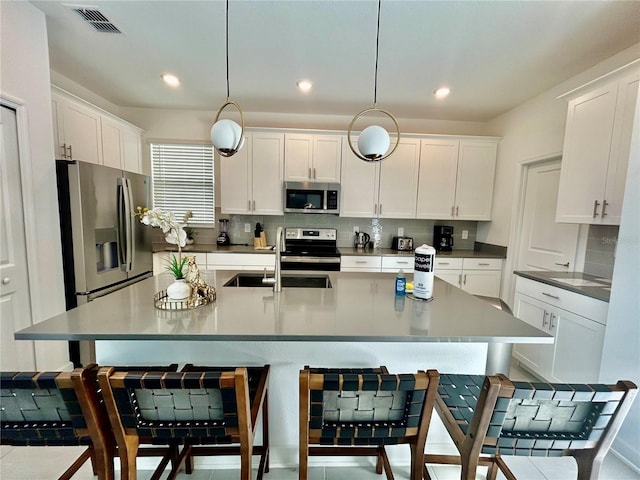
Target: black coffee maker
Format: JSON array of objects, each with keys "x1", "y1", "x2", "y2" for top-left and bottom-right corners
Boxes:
[{"x1": 434, "y1": 225, "x2": 454, "y2": 252}]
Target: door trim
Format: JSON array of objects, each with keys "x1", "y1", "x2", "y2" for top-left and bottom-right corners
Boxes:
[
  {"x1": 504, "y1": 151, "x2": 588, "y2": 310},
  {"x1": 1, "y1": 95, "x2": 43, "y2": 340}
]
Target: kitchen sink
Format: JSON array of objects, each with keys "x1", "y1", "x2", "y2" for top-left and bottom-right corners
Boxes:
[{"x1": 223, "y1": 273, "x2": 332, "y2": 288}]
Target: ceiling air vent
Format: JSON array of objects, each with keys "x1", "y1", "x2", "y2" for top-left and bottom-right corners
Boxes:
[{"x1": 69, "y1": 6, "x2": 122, "y2": 33}]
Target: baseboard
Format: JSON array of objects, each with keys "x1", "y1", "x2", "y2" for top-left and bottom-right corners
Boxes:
[{"x1": 611, "y1": 444, "x2": 640, "y2": 475}]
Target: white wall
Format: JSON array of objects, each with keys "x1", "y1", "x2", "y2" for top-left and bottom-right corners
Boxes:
[
  {"x1": 599, "y1": 81, "x2": 640, "y2": 469},
  {"x1": 0, "y1": 1, "x2": 69, "y2": 369}
]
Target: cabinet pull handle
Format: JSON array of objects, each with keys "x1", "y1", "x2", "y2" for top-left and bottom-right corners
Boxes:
[
  {"x1": 356, "y1": 261, "x2": 367, "y2": 264},
  {"x1": 313, "y1": 167, "x2": 316, "y2": 179},
  {"x1": 592, "y1": 200, "x2": 600, "y2": 218},
  {"x1": 439, "y1": 262, "x2": 450, "y2": 265},
  {"x1": 555, "y1": 262, "x2": 570, "y2": 268},
  {"x1": 61, "y1": 144, "x2": 67, "y2": 158},
  {"x1": 549, "y1": 313, "x2": 557, "y2": 330},
  {"x1": 456, "y1": 206, "x2": 459, "y2": 216},
  {"x1": 374, "y1": 204, "x2": 377, "y2": 215},
  {"x1": 67, "y1": 145, "x2": 72, "y2": 159},
  {"x1": 542, "y1": 292, "x2": 560, "y2": 300},
  {"x1": 542, "y1": 311, "x2": 550, "y2": 328},
  {"x1": 308, "y1": 167, "x2": 312, "y2": 179},
  {"x1": 397, "y1": 261, "x2": 409, "y2": 265},
  {"x1": 379, "y1": 204, "x2": 382, "y2": 215},
  {"x1": 451, "y1": 206, "x2": 455, "y2": 217},
  {"x1": 253, "y1": 200, "x2": 256, "y2": 211},
  {"x1": 478, "y1": 263, "x2": 490, "y2": 266},
  {"x1": 602, "y1": 200, "x2": 609, "y2": 217},
  {"x1": 458, "y1": 274, "x2": 462, "y2": 286},
  {"x1": 463, "y1": 274, "x2": 467, "y2": 285}
]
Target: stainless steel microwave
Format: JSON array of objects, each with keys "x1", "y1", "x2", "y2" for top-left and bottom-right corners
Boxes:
[{"x1": 284, "y1": 181, "x2": 340, "y2": 214}]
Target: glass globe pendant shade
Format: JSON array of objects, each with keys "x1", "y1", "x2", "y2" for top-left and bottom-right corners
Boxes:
[
  {"x1": 358, "y1": 125, "x2": 390, "y2": 161},
  {"x1": 211, "y1": 118, "x2": 244, "y2": 157}
]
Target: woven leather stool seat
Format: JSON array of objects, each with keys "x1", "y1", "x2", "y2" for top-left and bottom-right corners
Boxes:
[
  {"x1": 300, "y1": 366, "x2": 439, "y2": 480},
  {"x1": 424, "y1": 373, "x2": 637, "y2": 480}
]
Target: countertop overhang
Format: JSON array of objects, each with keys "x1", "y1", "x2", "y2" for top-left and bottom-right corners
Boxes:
[{"x1": 17, "y1": 270, "x2": 550, "y2": 344}]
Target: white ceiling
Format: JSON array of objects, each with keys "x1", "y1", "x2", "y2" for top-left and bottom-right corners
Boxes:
[{"x1": 30, "y1": 0, "x2": 640, "y2": 122}]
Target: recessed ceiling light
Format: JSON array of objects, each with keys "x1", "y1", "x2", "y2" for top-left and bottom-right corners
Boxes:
[
  {"x1": 434, "y1": 87, "x2": 450, "y2": 99},
  {"x1": 296, "y1": 79, "x2": 313, "y2": 92},
  {"x1": 162, "y1": 73, "x2": 180, "y2": 88}
]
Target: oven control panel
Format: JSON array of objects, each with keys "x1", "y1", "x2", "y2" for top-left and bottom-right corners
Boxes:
[{"x1": 285, "y1": 228, "x2": 337, "y2": 241}]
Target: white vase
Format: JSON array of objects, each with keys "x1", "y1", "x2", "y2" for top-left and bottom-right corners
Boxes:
[{"x1": 167, "y1": 279, "x2": 190, "y2": 300}]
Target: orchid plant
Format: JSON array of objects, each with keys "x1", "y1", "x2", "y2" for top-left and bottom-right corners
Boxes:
[{"x1": 134, "y1": 207, "x2": 193, "y2": 279}]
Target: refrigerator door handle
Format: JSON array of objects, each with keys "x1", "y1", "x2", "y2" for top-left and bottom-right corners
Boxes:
[
  {"x1": 117, "y1": 178, "x2": 133, "y2": 272},
  {"x1": 124, "y1": 178, "x2": 135, "y2": 271}
]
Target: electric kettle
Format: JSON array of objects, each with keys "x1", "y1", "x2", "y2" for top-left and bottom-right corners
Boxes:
[{"x1": 354, "y1": 232, "x2": 370, "y2": 249}]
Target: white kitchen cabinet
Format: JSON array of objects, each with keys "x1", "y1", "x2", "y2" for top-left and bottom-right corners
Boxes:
[
  {"x1": 52, "y1": 87, "x2": 144, "y2": 173},
  {"x1": 101, "y1": 116, "x2": 143, "y2": 173},
  {"x1": 340, "y1": 255, "x2": 382, "y2": 273},
  {"x1": 339, "y1": 136, "x2": 420, "y2": 219},
  {"x1": 207, "y1": 252, "x2": 275, "y2": 271},
  {"x1": 220, "y1": 132, "x2": 284, "y2": 215},
  {"x1": 513, "y1": 276, "x2": 606, "y2": 383},
  {"x1": 381, "y1": 256, "x2": 414, "y2": 273},
  {"x1": 153, "y1": 252, "x2": 207, "y2": 276},
  {"x1": 284, "y1": 133, "x2": 341, "y2": 182},
  {"x1": 433, "y1": 257, "x2": 502, "y2": 297},
  {"x1": 52, "y1": 90, "x2": 102, "y2": 165},
  {"x1": 556, "y1": 68, "x2": 639, "y2": 225},
  {"x1": 416, "y1": 139, "x2": 498, "y2": 220}
]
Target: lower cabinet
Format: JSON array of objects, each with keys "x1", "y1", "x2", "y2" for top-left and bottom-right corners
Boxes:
[
  {"x1": 434, "y1": 257, "x2": 502, "y2": 297},
  {"x1": 152, "y1": 252, "x2": 207, "y2": 276},
  {"x1": 207, "y1": 252, "x2": 275, "y2": 271},
  {"x1": 512, "y1": 276, "x2": 606, "y2": 383}
]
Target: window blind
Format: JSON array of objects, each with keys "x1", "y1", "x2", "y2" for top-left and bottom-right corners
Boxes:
[{"x1": 151, "y1": 143, "x2": 214, "y2": 226}]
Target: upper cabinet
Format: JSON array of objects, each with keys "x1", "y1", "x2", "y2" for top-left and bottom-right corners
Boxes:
[
  {"x1": 416, "y1": 139, "x2": 498, "y2": 221},
  {"x1": 220, "y1": 132, "x2": 284, "y2": 215},
  {"x1": 52, "y1": 87, "x2": 144, "y2": 174},
  {"x1": 284, "y1": 133, "x2": 342, "y2": 182},
  {"x1": 339, "y1": 136, "x2": 420, "y2": 218},
  {"x1": 556, "y1": 67, "x2": 639, "y2": 225}
]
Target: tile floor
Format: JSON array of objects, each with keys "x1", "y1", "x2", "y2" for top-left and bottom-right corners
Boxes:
[{"x1": 1, "y1": 365, "x2": 638, "y2": 480}]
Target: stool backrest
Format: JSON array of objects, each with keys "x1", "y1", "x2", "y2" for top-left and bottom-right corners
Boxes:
[
  {"x1": 437, "y1": 373, "x2": 638, "y2": 457},
  {"x1": 1, "y1": 371, "x2": 90, "y2": 446},
  {"x1": 99, "y1": 368, "x2": 254, "y2": 444},
  {"x1": 301, "y1": 369, "x2": 439, "y2": 446}
]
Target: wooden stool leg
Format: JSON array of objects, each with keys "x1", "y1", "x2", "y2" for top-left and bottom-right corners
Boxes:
[{"x1": 574, "y1": 451, "x2": 602, "y2": 480}]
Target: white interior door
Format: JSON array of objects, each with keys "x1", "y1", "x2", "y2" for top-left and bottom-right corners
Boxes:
[
  {"x1": 518, "y1": 159, "x2": 580, "y2": 271},
  {"x1": 0, "y1": 105, "x2": 35, "y2": 370}
]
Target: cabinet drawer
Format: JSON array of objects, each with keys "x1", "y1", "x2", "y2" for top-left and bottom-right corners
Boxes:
[
  {"x1": 462, "y1": 258, "x2": 502, "y2": 270},
  {"x1": 381, "y1": 256, "x2": 414, "y2": 272},
  {"x1": 433, "y1": 257, "x2": 463, "y2": 270},
  {"x1": 341, "y1": 255, "x2": 382, "y2": 271},
  {"x1": 207, "y1": 252, "x2": 275, "y2": 270},
  {"x1": 515, "y1": 276, "x2": 608, "y2": 324}
]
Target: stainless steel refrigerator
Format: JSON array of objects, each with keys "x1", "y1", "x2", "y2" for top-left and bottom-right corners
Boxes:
[{"x1": 56, "y1": 160, "x2": 153, "y2": 365}]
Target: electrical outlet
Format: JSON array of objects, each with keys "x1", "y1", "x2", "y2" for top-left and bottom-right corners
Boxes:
[
  {"x1": 462, "y1": 229, "x2": 469, "y2": 240},
  {"x1": 353, "y1": 226, "x2": 359, "y2": 234},
  {"x1": 244, "y1": 223, "x2": 251, "y2": 233},
  {"x1": 398, "y1": 227, "x2": 404, "y2": 236}
]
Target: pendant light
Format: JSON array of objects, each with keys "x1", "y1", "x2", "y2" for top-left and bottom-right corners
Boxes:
[
  {"x1": 211, "y1": 0, "x2": 245, "y2": 157},
  {"x1": 347, "y1": 0, "x2": 400, "y2": 162}
]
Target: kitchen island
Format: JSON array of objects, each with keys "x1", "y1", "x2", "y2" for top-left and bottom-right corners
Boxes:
[{"x1": 16, "y1": 270, "x2": 551, "y2": 469}]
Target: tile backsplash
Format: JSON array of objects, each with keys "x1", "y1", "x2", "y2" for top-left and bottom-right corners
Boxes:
[
  {"x1": 583, "y1": 224, "x2": 618, "y2": 279},
  {"x1": 186, "y1": 212, "x2": 479, "y2": 250}
]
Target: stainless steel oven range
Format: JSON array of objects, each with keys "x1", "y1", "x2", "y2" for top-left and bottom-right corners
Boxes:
[{"x1": 281, "y1": 227, "x2": 341, "y2": 271}]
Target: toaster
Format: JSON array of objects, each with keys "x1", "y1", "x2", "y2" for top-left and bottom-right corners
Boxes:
[{"x1": 392, "y1": 236, "x2": 414, "y2": 251}]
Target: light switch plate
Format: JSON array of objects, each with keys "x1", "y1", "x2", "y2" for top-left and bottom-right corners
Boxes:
[
  {"x1": 244, "y1": 223, "x2": 251, "y2": 233},
  {"x1": 462, "y1": 229, "x2": 469, "y2": 240},
  {"x1": 353, "y1": 226, "x2": 359, "y2": 234},
  {"x1": 398, "y1": 227, "x2": 404, "y2": 236}
]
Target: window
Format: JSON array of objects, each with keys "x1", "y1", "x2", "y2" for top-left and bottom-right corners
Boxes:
[{"x1": 151, "y1": 143, "x2": 214, "y2": 226}]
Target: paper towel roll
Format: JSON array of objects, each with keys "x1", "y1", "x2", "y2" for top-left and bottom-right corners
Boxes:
[{"x1": 414, "y1": 244, "x2": 435, "y2": 300}]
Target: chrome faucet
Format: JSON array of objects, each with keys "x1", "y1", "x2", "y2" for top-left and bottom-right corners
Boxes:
[{"x1": 262, "y1": 226, "x2": 283, "y2": 292}]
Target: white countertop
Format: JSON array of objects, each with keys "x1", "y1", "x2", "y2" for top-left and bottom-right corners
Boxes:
[{"x1": 16, "y1": 270, "x2": 550, "y2": 344}]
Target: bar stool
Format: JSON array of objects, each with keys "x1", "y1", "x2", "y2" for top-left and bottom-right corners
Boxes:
[
  {"x1": 299, "y1": 366, "x2": 439, "y2": 480},
  {"x1": 423, "y1": 373, "x2": 638, "y2": 480}
]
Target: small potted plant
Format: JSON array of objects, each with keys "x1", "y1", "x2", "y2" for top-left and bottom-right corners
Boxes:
[{"x1": 165, "y1": 254, "x2": 190, "y2": 300}]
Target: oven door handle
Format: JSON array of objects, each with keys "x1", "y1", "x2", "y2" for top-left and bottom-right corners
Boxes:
[{"x1": 280, "y1": 256, "x2": 341, "y2": 263}]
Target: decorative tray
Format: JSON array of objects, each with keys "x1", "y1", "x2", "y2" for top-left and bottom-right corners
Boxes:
[{"x1": 154, "y1": 289, "x2": 216, "y2": 310}]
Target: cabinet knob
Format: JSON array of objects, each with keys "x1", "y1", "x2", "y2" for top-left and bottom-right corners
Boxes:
[{"x1": 2, "y1": 277, "x2": 10, "y2": 285}]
